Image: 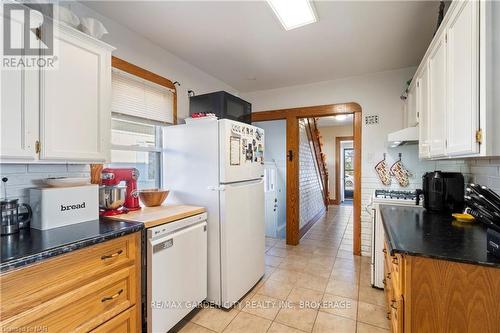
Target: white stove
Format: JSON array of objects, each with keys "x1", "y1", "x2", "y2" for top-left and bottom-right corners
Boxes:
[{"x1": 370, "y1": 189, "x2": 420, "y2": 289}]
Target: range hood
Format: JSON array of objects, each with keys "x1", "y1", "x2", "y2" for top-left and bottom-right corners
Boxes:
[{"x1": 387, "y1": 126, "x2": 418, "y2": 147}]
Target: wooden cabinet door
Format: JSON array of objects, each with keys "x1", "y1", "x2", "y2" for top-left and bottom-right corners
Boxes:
[
  {"x1": 446, "y1": 0, "x2": 480, "y2": 156},
  {"x1": 0, "y1": 13, "x2": 39, "y2": 160},
  {"x1": 39, "y1": 26, "x2": 111, "y2": 162},
  {"x1": 428, "y1": 35, "x2": 447, "y2": 158},
  {"x1": 417, "y1": 64, "x2": 430, "y2": 159}
]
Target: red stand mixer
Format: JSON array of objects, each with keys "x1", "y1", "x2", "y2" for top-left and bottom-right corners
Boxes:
[{"x1": 99, "y1": 168, "x2": 141, "y2": 216}]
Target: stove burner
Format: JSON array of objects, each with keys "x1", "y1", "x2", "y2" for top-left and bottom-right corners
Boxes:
[{"x1": 375, "y1": 189, "x2": 417, "y2": 200}]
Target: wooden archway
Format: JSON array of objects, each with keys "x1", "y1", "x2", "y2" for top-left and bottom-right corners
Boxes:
[{"x1": 252, "y1": 103, "x2": 362, "y2": 255}]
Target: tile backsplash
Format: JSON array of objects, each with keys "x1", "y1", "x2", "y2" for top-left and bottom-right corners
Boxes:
[
  {"x1": 0, "y1": 164, "x2": 91, "y2": 203},
  {"x1": 467, "y1": 158, "x2": 500, "y2": 194}
]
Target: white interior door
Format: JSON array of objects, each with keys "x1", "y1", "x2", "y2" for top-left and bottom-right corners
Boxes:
[
  {"x1": 264, "y1": 164, "x2": 278, "y2": 237},
  {"x1": 220, "y1": 179, "x2": 265, "y2": 307}
]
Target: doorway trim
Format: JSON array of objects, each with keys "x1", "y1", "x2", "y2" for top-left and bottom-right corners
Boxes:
[
  {"x1": 252, "y1": 103, "x2": 362, "y2": 255},
  {"x1": 334, "y1": 136, "x2": 354, "y2": 205}
]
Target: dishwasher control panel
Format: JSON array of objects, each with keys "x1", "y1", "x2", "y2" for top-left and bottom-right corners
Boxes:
[{"x1": 147, "y1": 212, "x2": 208, "y2": 240}]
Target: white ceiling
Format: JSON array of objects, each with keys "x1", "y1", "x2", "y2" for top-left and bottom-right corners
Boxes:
[
  {"x1": 316, "y1": 114, "x2": 353, "y2": 128},
  {"x1": 85, "y1": 1, "x2": 439, "y2": 92}
]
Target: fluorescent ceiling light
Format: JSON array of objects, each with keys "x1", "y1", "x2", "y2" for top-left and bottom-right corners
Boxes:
[
  {"x1": 267, "y1": 0, "x2": 317, "y2": 31},
  {"x1": 335, "y1": 114, "x2": 347, "y2": 121}
]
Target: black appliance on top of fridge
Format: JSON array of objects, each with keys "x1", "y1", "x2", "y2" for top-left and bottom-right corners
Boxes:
[
  {"x1": 189, "y1": 91, "x2": 252, "y2": 124},
  {"x1": 415, "y1": 171, "x2": 465, "y2": 213}
]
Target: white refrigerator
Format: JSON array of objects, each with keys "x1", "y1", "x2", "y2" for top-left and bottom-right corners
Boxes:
[{"x1": 163, "y1": 119, "x2": 265, "y2": 308}]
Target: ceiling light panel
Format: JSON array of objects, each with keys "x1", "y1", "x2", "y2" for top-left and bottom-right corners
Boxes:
[{"x1": 267, "y1": 0, "x2": 317, "y2": 31}]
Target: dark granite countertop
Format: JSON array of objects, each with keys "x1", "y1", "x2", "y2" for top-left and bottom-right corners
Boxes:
[
  {"x1": 380, "y1": 205, "x2": 500, "y2": 268},
  {"x1": 0, "y1": 219, "x2": 144, "y2": 273}
]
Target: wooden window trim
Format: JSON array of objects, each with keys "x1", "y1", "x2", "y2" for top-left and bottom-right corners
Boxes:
[{"x1": 111, "y1": 56, "x2": 177, "y2": 124}]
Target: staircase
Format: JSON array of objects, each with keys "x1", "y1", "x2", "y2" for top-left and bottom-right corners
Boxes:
[{"x1": 305, "y1": 118, "x2": 329, "y2": 207}]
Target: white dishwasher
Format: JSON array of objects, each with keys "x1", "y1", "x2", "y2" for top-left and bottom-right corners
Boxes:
[{"x1": 147, "y1": 212, "x2": 207, "y2": 333}]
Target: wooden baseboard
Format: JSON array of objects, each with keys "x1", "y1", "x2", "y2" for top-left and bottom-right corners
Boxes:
[{"x1": 299, "y1": 208, "x2": 326, "y2": 239}]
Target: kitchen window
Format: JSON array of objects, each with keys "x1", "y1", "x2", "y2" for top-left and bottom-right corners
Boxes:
[
  {"x1": 108, "y1": 117, "x2": 163, "y2": 189},
  {"x1": 105, "y1": 57, "x2": 177, "y2": 189}
]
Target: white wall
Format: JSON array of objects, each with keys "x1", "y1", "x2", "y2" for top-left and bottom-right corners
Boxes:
[
  {"x1": 67, "y1": 2, "x2": 238, "y2": 121},
  {"x1": 318, "y1": 125, "x2": 354, "y2": 200},
  {"x1": 242, "y1": 67, "x2": 444, "y2": 256}
]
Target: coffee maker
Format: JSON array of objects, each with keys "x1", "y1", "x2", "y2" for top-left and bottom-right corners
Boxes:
[
  {"x1": 416, "y1": 171, "x2": 465, "y2": 213},
  {"x1": 99, "y1": 168, "x2": 141, "y2": 216}
]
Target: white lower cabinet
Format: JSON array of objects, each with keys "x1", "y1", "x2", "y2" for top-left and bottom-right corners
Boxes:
[
  {"x1": 39, "y1": 26, "x2": 112, "y2": 161},
  {"x1": 0, "y1": 20, "x2": 113, "y2": 163}
]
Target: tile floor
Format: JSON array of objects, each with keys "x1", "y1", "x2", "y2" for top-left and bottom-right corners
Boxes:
[{"x1": 176, "y1": 205, "x2": 389, "y2": 333}]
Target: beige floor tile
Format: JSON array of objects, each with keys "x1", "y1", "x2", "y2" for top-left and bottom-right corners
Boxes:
[
  {"x1": 242, "y1": 294, "x2": 282, "y2": 320},
  {"x1": 313, "y1": 246, "x2": 337, "y2": 257},
  {"x1": 266, "y1": 255, "x2": 284, "y2": 267},
  {"x1": 268, "y1": 268, "x2": 300, "y2": 284},
  {"x1": 320, "y1": 293, "x2": 357, "y2": 320},
  {"x1": 263, "y1": 265, "x2": 277, "y2": 281},
  {"x1": 267, "y1": 322, "x2": 306, "y2": 333},
  {"x1": 286, "y1": 287, "x2": 324, "y2": 305},
  {"x1": 357, "y1": 322, "x2": 390, "y2": 333},
  {"x1": 222, "y1": 312, "x2": 271, "y2": 333},
  {"x1": 190, "y1": 307, "x2": 238, "y2": 332},
  {"x1": 358, "y1": 285, "x2": 386, "y2": 306},
  {"x1": 275, "y1": 305, "x2": 318, "y2": 332},
  {"x1": 256, "y1": 279, "x2": 294, "y2": 300},
  {"x1": 305, "y1": 262, "x2": 332, "y2": 279},
  {"x1": 295, "y1": 272, "x2": 328, "y2": 292},
  {"x1": 357, "y1": 301, "x2": 390, "y2": 329},
  {"x1": 325, "y1": 278, "x2": 359, "y2": 299},
  {"x1": 279, "y1": 260, "x2": 308, "y2": 272},
  {"x1": 308, "y1": 255, "x2": 335, "y2": 268},
  {"x1": 312, "y1": 311, "x2": 356, "y2": 333},
  {"x1": 333, "y1": 258, "x2": 360, "y2": 271},
  {"x1": 329, "y1": 267, "x2": 359, "y2": 283},
  {"x1": 178, "y1": 322, "x2": 217, "y2": 332},
  {"x1": 267, "y1": 247, "x2": 290, "y2": 258}
]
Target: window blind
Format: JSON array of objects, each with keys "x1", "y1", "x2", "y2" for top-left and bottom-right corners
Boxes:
[{"x1": 112, "y1": 68, "x2": 175, "y2": 124}]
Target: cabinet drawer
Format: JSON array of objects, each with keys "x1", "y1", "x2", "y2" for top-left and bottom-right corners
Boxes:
[
  {"x1": 91, "y1": 306, "x2": 138, "y2": 333},
  {"x1": 1, "y1": 233, "x2": 140, "y2": 321},
  {"x1": 1, "y1": 266, "x2": 137, "y2": 332}
]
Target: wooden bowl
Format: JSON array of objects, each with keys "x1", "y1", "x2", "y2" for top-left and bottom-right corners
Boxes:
[{"x1": 138, "y1": 189, "x2": 169, "y2": 207}]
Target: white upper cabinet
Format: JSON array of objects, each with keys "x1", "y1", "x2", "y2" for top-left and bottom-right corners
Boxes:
[
  {"x1": 39, "y1": 25, "x2": 112, "y2": 161},
  {"x1": 417, "y1": 64, "x2": 430, "y2": 159},
  {"x1": 0, "y1": 18, "x2": 113, "y2": 163},
  {"x1": 0, "y1": 12, "x2": 39, "y2": 160},
  {"x1": 413, "y1": 0, "x2": 494, "y2": 160},
  {"x1": 446, "y1": 0, "x2": 479, "y2": 156},
  {"x1": 427, "y1": 34, "x2": 447, "y2": 158},
  {"x1": 406, "y1": 84, "x2": 418, "y2": 127}
]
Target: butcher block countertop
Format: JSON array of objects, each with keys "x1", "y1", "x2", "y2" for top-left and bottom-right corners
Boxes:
[{"x1": 105, "y1": 205, "x2": 206, "y2": 228}]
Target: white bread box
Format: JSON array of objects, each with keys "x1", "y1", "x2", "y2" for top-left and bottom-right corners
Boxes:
[{"x1": 29, "y1": 185, "x2": 99, "y2": 230}]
